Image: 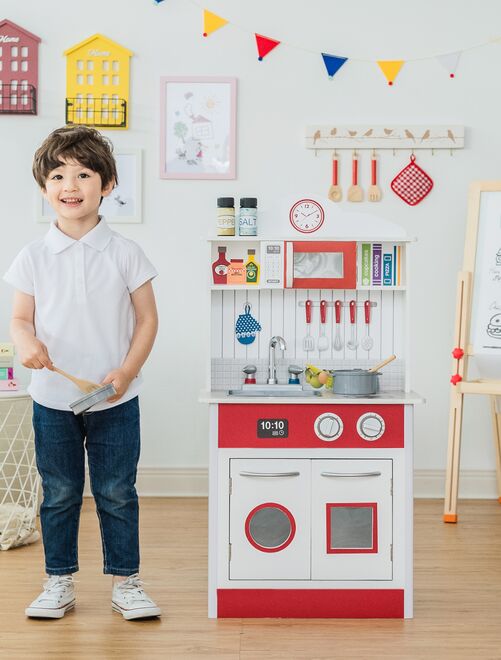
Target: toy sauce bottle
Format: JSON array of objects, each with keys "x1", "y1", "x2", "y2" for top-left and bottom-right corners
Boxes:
[
  {"x1": 245, "y1": 249, "x2": 259, "y2": 284},
  {"x1": 212, "y1": 246, "x2": 230, "y2": 284}
]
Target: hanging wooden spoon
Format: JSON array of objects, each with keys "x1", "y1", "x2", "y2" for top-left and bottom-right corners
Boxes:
[
  {"x1": 328, "y1": 153, "x2": 342, "y2": 202},
  {"x1": 368, "y1": 152, "x2": 382, "y2": 202},
  {"x1": 347, "y1": 152, "x2": 363, "y2": 202}
]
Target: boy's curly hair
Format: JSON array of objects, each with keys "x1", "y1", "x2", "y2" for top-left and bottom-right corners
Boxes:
[{"x1": 32, "y1": 125, "x2": 118, "y2": 190}]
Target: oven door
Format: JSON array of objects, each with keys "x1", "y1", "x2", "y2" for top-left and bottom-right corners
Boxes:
[
  {"x1": 229, "y1": 458, "x2": 311, "y2": 580},
  {"x1": 311, "y1": 459, "x2": 393, "y2": 580},
  {"x1": 285, "y1": 241, "x2": 357, "y2": 289}
]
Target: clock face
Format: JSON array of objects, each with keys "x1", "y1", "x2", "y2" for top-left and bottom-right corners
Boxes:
[{"x1": 289, "y1": 199, "x2": 325, "y2": 233}]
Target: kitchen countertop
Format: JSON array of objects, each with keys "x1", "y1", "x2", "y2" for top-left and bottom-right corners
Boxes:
[{"x1": 199, "y1": 390, "x2": 425, "y2": 405}]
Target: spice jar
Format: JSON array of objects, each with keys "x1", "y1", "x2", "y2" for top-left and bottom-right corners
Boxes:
[
  {"x1": 217, "y1": 197, "x2": 235, "y2": 236},
  {"x1": 238, "y1": 197, "x2": 258, "y2": 236}
]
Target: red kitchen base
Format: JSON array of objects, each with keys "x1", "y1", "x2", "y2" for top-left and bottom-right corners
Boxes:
[{"x1": 217, "y1": 589, "x2": 404, "y2": 618}]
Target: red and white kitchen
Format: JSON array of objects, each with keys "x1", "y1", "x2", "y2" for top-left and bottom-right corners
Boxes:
[{"x1": 201, "y1": 205, "x2": 423, "y2": 618}]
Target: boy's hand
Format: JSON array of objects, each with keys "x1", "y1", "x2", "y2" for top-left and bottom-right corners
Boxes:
[
  {"x1": 18, "y1": 338, "x2": 54, "y2": 370},
  {"x1": 101, "y1": 368, "x2": 134, "y2": 403}
]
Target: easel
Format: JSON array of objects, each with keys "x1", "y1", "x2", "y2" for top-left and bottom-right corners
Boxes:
[{"x1": 444, "y1": 181, "x2": 501, "y2": 523}]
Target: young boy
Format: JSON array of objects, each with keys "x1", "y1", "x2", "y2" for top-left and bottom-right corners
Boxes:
[{"x1": 3, "y1": 126, "x2": 160, "y2": 620}]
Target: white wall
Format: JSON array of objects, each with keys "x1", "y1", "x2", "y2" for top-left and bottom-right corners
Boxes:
[{"x1": 1, "y1": 0, "x2": 500, "y2": 485}]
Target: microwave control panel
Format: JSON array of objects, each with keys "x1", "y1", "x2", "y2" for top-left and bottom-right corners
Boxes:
[{"x1": 261, "y1": 241, "x2": 285, "y2": 288}]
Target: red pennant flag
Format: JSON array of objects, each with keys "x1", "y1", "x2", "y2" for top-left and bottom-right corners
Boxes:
[{"x1": 255, "y1": 34, "x2": 280, "y2": 61}]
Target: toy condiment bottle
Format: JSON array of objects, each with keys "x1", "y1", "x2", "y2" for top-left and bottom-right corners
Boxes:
[
  {"x1": 245, "y1": 249, "x2": 259, "y2": 284},
  {"x1": 239, "y1": 197, "x2": 258, "y2": 236},
  {"x1": 217, "y1": 197, "x2": 235, "y2": 236},
  {"x1": 227, "y1": 259, "x2": 246, "y2": 284},
  {"x1": 212, "y1": 246, "x2": 230, "y2": 284}
]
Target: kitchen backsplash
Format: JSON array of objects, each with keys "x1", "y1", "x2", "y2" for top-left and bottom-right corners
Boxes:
[{"x1": 211, "y1": 358, "x2": 405, "y2": 391}]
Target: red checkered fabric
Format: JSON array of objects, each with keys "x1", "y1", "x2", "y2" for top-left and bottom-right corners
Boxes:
[{"x1": 390, "y1": 155, "x2": 433, "y2": 206}]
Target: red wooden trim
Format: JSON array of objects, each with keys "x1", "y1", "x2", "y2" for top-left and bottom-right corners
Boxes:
[
  {"x1": 217, "y1": 589, "x2": 404, "y2": 618},
  {"x1": 244, "y1": 502, "x2": 296, "y2": 553},
  {"x1": 326, "y1": 503, "x2": 378, "y2": 554},
  {"x1": 218, "y1": 404, "x2": 404, "y2": 449}
]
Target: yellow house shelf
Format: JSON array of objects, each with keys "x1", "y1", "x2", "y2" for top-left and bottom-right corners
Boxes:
[{"x1": 64, "y1": 34, "x2": 132, "y2": 129}]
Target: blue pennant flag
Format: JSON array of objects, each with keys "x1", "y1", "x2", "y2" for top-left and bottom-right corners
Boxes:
[{"x1": 321, "y1": 53, "x2": 348, "y2": 78}]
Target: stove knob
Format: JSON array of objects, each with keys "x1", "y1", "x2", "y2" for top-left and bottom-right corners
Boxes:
[
  {"x1": 356, "y1": 413, "x2": 385, "y2": 441},
  {"x1": 314, "y1": 413, "x2": 343, "y2": 442}
]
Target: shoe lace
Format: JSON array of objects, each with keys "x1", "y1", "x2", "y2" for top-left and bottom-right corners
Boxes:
[
  {"x1": 115, "y1": 574, "x2": 148, "y2": 601},
  {"x1": 43, "y1": 575, "x2": 74, "y2": 595}
]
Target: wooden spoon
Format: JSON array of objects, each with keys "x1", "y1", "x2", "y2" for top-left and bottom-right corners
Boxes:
[
  {"x1": 368, "y1": 153, "x2": 382, "y2": 202},
  {"x1": 347, "y1": 153, "x2": 363, "y2": 202},
  {"x1": 328, "y1": 154, "x2": 342, "y2": 202},
  {"x1": 52, "y1": 366, "x2": 102, "y2": 394},
  {"x1": 368, "y1": 354, "x2": 396, "y2": 373}
]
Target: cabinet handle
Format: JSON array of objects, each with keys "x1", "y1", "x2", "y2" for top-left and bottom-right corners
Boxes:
[
  {"x1": 239, "y1": 471, "x2": 300, "y2": 478},
  {"x1": 320, "y1": 471, "x2": 382, "y2": 478}
]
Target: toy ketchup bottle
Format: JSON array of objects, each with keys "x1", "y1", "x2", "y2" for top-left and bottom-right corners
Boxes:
[{"x1": 212, "y1": 246, "x2": 230, "y2": 284}]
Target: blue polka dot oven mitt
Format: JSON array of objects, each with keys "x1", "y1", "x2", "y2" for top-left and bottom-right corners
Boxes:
[{"x1": 235, "y1": 303, "x2": 262, "y2": 345}]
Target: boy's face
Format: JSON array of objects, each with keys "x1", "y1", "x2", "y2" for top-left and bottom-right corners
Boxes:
[{"x1": 42, "y1": 158, "x2": 114, "y2": 226}]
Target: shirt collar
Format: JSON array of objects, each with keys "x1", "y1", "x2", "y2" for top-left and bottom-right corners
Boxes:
[{"x1": 45, "y1": 217, "x2": 113, "y2": 254}]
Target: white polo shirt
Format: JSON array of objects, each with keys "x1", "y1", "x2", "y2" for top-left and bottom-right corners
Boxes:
[{"x1": 3, "y1": 218, "x2": 158, "y2": 412}]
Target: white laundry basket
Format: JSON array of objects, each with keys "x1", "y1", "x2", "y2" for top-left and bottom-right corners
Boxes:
[{"x1": 0, "y1": 392, "x2": 40, "y2": 550}]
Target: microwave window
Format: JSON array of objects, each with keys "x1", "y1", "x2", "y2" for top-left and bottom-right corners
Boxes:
[{"x1": 293, "y1": 252, "x2": 344, "y2": 278}]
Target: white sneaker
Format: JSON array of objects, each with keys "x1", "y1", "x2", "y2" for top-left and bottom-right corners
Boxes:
[
  {"x1": 25, "y1": 575, "x2": 76, "y2": 618},
  {"x1": 112, "y1": 574, "x2": 161, "y2": 620}
]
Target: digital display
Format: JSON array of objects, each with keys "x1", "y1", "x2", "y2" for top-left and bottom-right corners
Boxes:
[{"x1": 257, "y1": 418, "x2": 288, "y2": 438}]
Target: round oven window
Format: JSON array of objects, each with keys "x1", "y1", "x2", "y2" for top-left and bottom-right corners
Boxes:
[{"x1": 245, "y1": 503, "x2": 296, "y2": 553}]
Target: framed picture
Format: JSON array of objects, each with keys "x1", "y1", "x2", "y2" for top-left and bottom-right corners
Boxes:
[
  {"x1": 160, "y1": 76, "x2": 237, "y2": 179},
  {"x1": 36, "y1": 149, "x2": 142, "y2": 224}
]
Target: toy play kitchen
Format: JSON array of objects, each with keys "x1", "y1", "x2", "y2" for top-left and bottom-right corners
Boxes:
[{"x1": 200, "y1": 201, "x2": 423, "y2": 619}]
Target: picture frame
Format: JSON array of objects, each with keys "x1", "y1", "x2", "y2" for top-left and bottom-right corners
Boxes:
[
  {"x1": 36, "y1": 149, "x2": 143, "y2": 224},
  {"x1": 159, "y1": 76, "x2": 237, "y2": 179}
]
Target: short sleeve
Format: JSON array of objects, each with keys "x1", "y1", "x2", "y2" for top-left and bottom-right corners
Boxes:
[
  {"x1": 125, "y1": 242, "x2": 158, "y2": 293},
  {"x1": 3, "y1": 247, "x2": 35, "y2": 296}
]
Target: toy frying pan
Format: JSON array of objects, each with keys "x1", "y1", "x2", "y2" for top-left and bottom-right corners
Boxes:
[{"x1": 69, "y1": 384, "x2": 116, "y2": 415}]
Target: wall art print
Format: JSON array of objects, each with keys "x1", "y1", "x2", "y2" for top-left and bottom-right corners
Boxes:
[{"x1": 160, "y1": 76, "x2": 236, "y2": 179}]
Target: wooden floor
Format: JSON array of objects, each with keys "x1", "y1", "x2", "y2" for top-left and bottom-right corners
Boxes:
[{"x1": 2, "y1": 498, "x2": 501, "y2": 659}]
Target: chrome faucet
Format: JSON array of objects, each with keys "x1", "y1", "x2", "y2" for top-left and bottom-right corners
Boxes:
[{"x1": 267, "y1": 336, "x2": 287, "y2": 384}]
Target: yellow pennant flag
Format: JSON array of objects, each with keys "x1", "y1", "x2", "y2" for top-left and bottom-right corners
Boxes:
[
  {"x1": 377, "y1": 60, "x2": 404, "y2": 85},
  {"x1": 203, "y1": 9, "x2": 228, "y2": 37}
]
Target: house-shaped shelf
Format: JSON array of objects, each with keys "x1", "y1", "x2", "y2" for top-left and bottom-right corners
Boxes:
[
  {"x1": 64, "y1": 34, "x2": 132, "y2": 129},
  {"x1": 0, "y1": 19, "x2": 40, "y2": 115}
]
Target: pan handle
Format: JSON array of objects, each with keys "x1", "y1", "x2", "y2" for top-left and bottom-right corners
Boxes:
[{"x1": 368, "y1": 354, "x2": 396, "y2": 373}]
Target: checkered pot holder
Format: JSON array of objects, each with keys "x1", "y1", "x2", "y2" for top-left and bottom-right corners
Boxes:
[{"x1": 390, "y1": 155, "x2": 433, "y2": 206}]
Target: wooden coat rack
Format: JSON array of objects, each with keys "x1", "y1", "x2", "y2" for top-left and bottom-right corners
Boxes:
[{"x1": 444, "y1": 181, "x2": 501, "y2": 523}]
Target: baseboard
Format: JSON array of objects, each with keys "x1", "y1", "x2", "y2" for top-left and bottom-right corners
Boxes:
[
  {"x1": 83, "y1": 467, "x2": 208, "y2": 497},
  {"x1": 414, "y1": 469, "x2": 499, "y2": 499},
  {"x1": 83, "y1": 467, "x2": 499, "y2": 499}
]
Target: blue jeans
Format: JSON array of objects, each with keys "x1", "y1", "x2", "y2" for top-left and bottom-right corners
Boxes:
[{"x1": 33, "y1": 397, "x2": 140, "y2": 576}]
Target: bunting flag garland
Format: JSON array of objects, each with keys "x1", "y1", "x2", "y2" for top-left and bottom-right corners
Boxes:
[
  {"x1": 255, "y1": 34, "x2": 281, "y2": 61},
  {"x1": 203, "y1": 9, "x2": 228, "y2": 37},
  {"x1": 436, "y1": 51, "x2": 461, "y2": 78},
  {"x1": 321, "y1": 53, "x2": 348, "y2": 78},
  {"x1": 377, "y1": 60, "x2": 404, "y2": 85},
  {"x1": 160, "y1": 1, "x2": 501, "y2": 84}
]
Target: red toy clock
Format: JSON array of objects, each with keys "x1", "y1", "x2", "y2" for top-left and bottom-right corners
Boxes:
[{"x1": 289, "y1": 199, "x2": 325, "y2": 233}]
